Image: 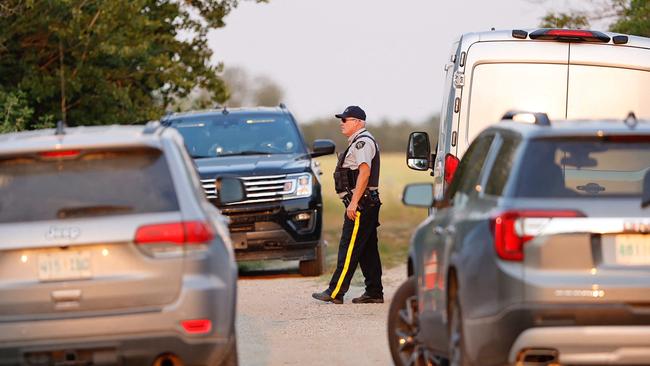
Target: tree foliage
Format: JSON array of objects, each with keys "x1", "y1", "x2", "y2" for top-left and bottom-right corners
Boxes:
[
  {"x1": 540, "y1": 12, "x2": 590, "y2": 28},
  {"x1": 299, "y1": 115, "x2": 440, "y2": 153},
  {"x1": 219, "y1": 66, "x2": 285, "y2": 108},
  {"x1": 0, "y1": 0, "x2": 264, "y2": 130},
  {"x1": 610, "y1": 0, "x2": 650, "y2": 36},
  {"x1": 539, "y1": 0, "x2": 649, "y2": 37}
]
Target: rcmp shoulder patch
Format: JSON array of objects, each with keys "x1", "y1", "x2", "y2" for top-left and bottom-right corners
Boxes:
[{"x1": 355, "y1": 140, "x2": 366, "y2": 149}]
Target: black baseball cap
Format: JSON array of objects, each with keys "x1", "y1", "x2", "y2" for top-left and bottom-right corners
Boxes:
[{"x1": 335, "y1": 105, "x2": 366, "y2": 121}]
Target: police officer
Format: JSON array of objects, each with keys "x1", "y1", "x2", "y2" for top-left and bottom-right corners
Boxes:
[{"x1": 312, "y1": 105, "x2": 383, "y2": 304}]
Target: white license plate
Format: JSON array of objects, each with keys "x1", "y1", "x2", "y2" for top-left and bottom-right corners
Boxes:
[
  {"x1": 615, "y1": 235, "x2": 650, "y2": 265},
  {"x1": 38, "y1": 251, "x2": 92, "y2": 281}
]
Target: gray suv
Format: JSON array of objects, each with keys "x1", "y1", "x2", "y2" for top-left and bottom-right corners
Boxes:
[
  {"x1": 0, "y1": 122, "x2": 243, "y2": 365},
  {"x1": 389, "y1": 114, "x2": 650, "y2": 366}
]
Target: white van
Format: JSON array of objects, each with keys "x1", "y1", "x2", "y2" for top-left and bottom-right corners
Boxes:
[{"x1": 407, "y1": 28, "x2": 650, "y2": 199}]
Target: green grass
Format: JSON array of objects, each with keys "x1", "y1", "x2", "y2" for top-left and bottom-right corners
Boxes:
[{"x1": 316, "y1": 152, "x2": 431, "y2": 277}]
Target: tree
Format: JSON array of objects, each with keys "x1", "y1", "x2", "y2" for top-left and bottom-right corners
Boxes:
[
  {"x1": 252, "y1": 75, "x2": 284, "y2": 107},
  {"x1": 540, "y1": 12, "x2": 590, "y2": 28},
  {"x1": 298, "y1": 115, "x2": 439, "y2": 153},
  {"x1": 219, "y1": 66, "x2": 285, "y2": 108},
  {"x1": 539, "y1": 0, "x2": 649, "y2": 37},
  {"x1": 610, "y1": 0, "x2": 650, "y2": 36},
  {"x1": 0, "y1": 0, "x2": 265, "y2": 130}
]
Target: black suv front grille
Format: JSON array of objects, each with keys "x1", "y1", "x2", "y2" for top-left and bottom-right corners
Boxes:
[{"x1": 201, "y1": 174, "x2": 291, "y2": 203}]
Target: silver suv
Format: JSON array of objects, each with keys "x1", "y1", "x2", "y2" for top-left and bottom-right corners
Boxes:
[
  {"x1": 390, "y1": 114, "x2": 650, "y2": 365},
  {"x1": 0, "y1": 122, "x2": 243, "y2": 365}
]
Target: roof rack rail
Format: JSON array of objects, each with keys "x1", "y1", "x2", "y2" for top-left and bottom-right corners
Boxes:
[
  {"x1": 501, "y1": 110, "x2": 551, "y2": 126},
  {"x1": 624, "y1": 111, "x2": 638, "y2": 129},
  {"x1": 143, "y1": 120, "x2": 162, "y2": 134},
  {"x1": 55, "y1": 120, "x2": 66, "y2": 136}
]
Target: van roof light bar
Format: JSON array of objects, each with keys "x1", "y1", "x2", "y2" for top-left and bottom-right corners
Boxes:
[
  {"x1": 529, "y1": 29, "x2": 610, "y2": 43},
  {"x1": 501, "y1": 111, "x2": 551, "y2": 126}
]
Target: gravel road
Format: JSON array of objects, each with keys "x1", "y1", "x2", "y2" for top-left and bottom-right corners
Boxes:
[{"x1": 237, "y1": 263, "x2": 407, "y2": 366}]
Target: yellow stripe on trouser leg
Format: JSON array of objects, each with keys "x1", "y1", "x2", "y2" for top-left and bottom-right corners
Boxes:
[{"x1": 331, "y1": 211, "x2": 361, "y2": 299}]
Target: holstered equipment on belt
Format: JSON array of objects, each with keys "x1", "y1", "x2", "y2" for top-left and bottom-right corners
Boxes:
[{"x1": 341, "y1": 189, "x2": 381, "y2": 211}]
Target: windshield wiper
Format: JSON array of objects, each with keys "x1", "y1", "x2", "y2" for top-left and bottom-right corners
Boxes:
[
  {"x1": 56, "y1": 205, "x2": 134, "y2": 219},
  {"x1": 191, "y1": 155, "x2": 213, "y2": 159},
  {"x1": 217, "y1": 150, "x2": 274, "y2": 157}
]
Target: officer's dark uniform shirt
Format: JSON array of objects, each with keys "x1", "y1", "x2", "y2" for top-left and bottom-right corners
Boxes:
[{"x1": 338, "y1": 128, "x2": 379, "y2": 198}]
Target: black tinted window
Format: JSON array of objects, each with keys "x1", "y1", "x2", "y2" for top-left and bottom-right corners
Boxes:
[
  {"x1": 169, "y1": 113, "x2": 306, "y2": 158},
  {"x1": 447, "y1": 135, "x2": 495, "y2": 201},
  {"x1": 0, "y1": 149, "x2": 178, "y2": 223},
  {"x1": 485, "y1": 136, "x2": 520, "y2": 196},
  {"x1": 515, "y1": 136, "x2": 650, "y2": 198}
]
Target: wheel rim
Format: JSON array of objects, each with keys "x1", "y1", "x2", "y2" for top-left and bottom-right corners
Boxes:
[{"x1": 393, "y1": 296, "x2": 441, "y2": 366}]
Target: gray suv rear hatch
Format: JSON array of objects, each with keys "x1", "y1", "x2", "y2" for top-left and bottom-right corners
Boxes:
[{"x1": 0, "y1": 147, "x2": 184, "y2": 318}]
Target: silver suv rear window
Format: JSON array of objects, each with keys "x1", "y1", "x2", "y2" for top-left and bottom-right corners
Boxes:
[
  {"x1": 515, "y1": 137, "x2": 650, "y2": 198},
  {"x1": 0, "y1": 148, "x2": 179, "y2": 223}
]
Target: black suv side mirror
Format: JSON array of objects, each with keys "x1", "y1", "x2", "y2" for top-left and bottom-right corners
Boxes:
[
  {"x1": 311, "y1": 139, "x2": 336, "y2": 158},
  {"x1": 215, "y1": 176, "x2": 246, "y2": 205},
  {"x1": 406, "y1": 132, "x2": 434, "y2": 171}
]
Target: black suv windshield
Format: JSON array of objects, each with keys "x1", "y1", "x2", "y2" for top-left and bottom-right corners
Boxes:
[
  {"x1": 515, "y1": 136, "x2": 650, "y2": 198},
  {"x1": 169, "y1": 113, "x2": 306, "y2": 158}
]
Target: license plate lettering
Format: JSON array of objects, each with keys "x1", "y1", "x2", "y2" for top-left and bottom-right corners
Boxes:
[
  {"x1": 38, "y1": 251, "x2": 92, "y2": 281},
  {"x1": 615, "y1": 235, "x2": 650, "y2": 265}
]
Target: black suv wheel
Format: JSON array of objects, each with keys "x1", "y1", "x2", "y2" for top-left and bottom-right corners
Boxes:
[{"x1": 298, "y1": 241, "x2": 325, "y2": 276}]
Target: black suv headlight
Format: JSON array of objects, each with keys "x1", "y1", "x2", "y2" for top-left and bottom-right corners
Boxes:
[{"x1": 283, "y1": 173, "x2": 313, "y2": 199}]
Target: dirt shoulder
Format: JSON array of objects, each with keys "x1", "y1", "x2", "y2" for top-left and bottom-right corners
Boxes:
[{"x1": 237, "y1": 263, "x2": 407, "y2": 366}]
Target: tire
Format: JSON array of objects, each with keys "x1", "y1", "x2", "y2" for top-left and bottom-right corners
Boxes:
[
  {"x1": 448, "y1": 292, "x2": 471, "y2": 366},
  {"x1": 299, "y1": 241, "x2": 325, "y2": 276},
  {"x1": 221, "y1": 334, "x2": 239, "y2": 366},
  {"x1": 388, "y1": 276, "x2": 417, "y2": 366}
]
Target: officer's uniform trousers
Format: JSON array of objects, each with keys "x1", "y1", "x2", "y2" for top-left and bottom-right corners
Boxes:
[{"x1": 328, "y1": 198, "x2": 382, "y2": 299}]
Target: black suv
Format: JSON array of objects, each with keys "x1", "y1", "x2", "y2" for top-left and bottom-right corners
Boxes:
[{"x1": 164, "y1": 106, "x2": 335, "y2": 275}]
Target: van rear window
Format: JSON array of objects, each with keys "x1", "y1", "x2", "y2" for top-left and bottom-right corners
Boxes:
[
  {"x1": 0, "y1": 149, "x2": 179, "y2": 223},
  {"x1": 514, "y1": 137, "x2": 650, "y2": 198}
]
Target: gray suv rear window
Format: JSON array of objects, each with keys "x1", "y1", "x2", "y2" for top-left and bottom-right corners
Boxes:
[
  {"x1": 0, "y1": 149, "x2": 179, "y2": 223},
  {"x1": 515, "y1": 137, "x2": 650, "y2": 198}
]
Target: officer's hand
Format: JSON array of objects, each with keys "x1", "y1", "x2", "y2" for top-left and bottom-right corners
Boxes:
[{"x1": 346, "y1": 201, "x2": 358, "y2": 220}]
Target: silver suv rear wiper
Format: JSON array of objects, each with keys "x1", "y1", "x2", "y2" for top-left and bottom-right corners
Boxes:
[{"x1": 56, "y1": 205, "x2": 134, "y2": 218}]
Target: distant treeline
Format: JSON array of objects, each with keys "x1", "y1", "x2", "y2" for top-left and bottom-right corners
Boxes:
[{"x1": 299, "y1": 115, "x2": 440, "y2": 153}]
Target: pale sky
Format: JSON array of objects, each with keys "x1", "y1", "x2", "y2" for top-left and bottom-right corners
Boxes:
[{"x1": 208, "y1": 0, "x2": 595, "y2": 123}]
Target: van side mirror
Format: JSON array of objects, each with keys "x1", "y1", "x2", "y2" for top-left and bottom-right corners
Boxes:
[
  {"x1": 215, "y1": 176, "x2": 246, "y2": 205},
  {"x1": 311, "y1": 139, "x2": 336, "y2": 158},
  {"x1": 406, "y1": 132, "x2": 433, "y2": 171},
  {"x1": 402, "y1": 183, "x2": 435, "y2": 208}
]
